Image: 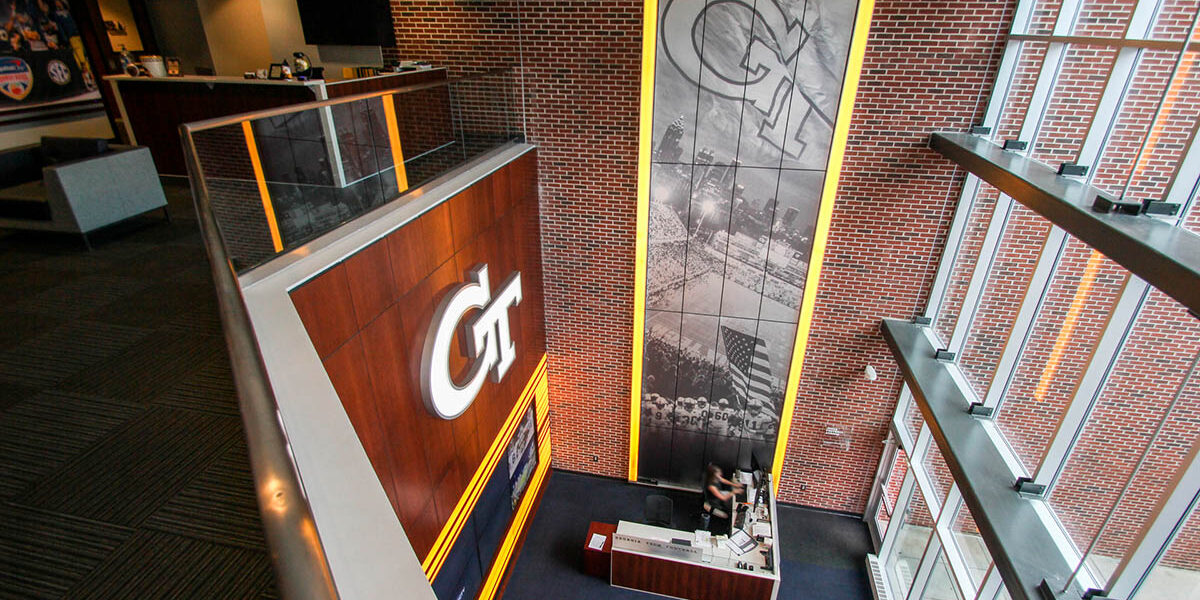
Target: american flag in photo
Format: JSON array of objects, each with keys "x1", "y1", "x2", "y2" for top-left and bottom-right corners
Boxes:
[{"x1": 720, "y1": 325, "x2": 772, "y2": 410}]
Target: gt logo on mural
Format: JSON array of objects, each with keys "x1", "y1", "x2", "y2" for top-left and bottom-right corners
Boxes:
[
  {"x1": 421, "y1": 264, "x2": 522, "y2": 420},
  {"x1": 0, "y1": 57, "x2": 32, "y2": 100},
  {"x1": 660, "y1": 0, "x2": 838, "y2": 159}
]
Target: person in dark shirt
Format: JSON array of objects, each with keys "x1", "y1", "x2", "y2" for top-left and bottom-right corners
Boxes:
[{"x1": 702, "y1": 464, "x2": 744, "y2": 520}]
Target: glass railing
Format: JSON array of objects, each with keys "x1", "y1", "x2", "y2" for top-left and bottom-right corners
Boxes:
[
  {"x1": 183, "y1": 68, "x2": 523, "y2": 272},
  {"x1": 178, "y1": 67, "x2": 525, "y2": 600}
]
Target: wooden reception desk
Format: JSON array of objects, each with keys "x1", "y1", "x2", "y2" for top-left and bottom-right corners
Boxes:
[
  {"x1": 107, "y1": 68, "x2": 447, "y2": 176},
  {"x1": 610, "y1": 474, "x2": 781, "y2": 600}
]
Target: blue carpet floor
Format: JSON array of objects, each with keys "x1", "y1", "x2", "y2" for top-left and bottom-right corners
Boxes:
[{"x1": 503, "y1": 470, "x2": 873, "y2": 599}]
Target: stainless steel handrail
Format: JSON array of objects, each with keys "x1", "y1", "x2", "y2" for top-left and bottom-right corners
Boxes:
[
  {"x1": 181, "y1": 126, "x2": 340, "y2": 600},
  {"x1": 183, "y1": 67, "x2": 518, "y2": 134}
]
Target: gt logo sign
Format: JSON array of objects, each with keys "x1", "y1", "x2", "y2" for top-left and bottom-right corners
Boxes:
[{"x1": 421, "y1": 264, "x2": 522, "y2": 420}]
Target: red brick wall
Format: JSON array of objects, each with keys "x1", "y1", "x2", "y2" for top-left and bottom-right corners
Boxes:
[
  {"x1": 388, "y1": 0, "x2": 1017, "y2": 507},
  {"x1": 773, "y1": 0, "x2": 1017, "y2": 511},
  {"x1": 387, "y1": 5, "x2": 1200, "y2": 568},
  {"x1": 391, "y1": 0, "x2": 643, "y2": 479}
]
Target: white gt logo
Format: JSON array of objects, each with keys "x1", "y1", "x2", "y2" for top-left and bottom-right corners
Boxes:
[{"x1": 421, "y1": 264, "x2": 522, "y2": 420}]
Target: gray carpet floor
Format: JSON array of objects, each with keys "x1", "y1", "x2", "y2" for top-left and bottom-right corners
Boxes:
[{"x1": 0, "y1": 183, "x2": 278, "y2": 599}]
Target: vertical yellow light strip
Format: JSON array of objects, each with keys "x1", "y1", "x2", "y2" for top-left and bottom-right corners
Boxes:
[
  {"x1": 383, "y1": 94, "x2": 410, "y2": 194},
  {"x1": 628, "y1": 0, "x2": 659, "y2": 483},
  {"x1": 242, "y1": 121, "x2": 283, "y2": 252},
  {"x1": 771, "y1": 0, "x2": 876, "y2": 494},
  {"x1": 478, "y1": 386, "x2": 553, "y2": 600},
  {"x1": 1129, "y1": 54, "x2": 1194, "y2": 193},
  {"x1": 422, "y1": 355, "x2": 548, "y2": 580},
  {"x1": 1033, "y1": 250, "x2": 1105, "y2": 402}
]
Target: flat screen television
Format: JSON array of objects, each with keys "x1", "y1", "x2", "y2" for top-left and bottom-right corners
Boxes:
[{"x1": 295, "y1": 0, "x2": 396, "y2": 47}]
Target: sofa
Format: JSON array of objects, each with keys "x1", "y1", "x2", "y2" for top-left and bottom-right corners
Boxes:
[{"x1": 0, "y1": 136, "x2": 168, "y2": 249}]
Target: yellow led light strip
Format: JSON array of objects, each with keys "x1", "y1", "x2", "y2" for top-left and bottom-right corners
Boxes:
[
  {"x1": 1033, "y1": 249, "x2": 1105, "y2": 402},
  {"x1": 771, "y1": 0, "x2": 877, "y2": 494},
  {"x1": 478, "y1": 416, "x2": 553, "y2": 600},
  {"x1": 424, "y1": 356, "x2": 547, "y2": 578},
  {"x1": 382, "y1": 94, "x2": 410, "y2": 194},
  {"x1": 627, "y1": 0, "x2": 659, "y2": 483},
  {"x1": 241, "y1": 121, "x2": 283, "y2": 252},
  {"x1": 422, "y1": 355, "x2": 548, "y2": 580}
]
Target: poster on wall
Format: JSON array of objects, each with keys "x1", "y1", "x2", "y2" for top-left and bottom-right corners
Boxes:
[
  {"x1": 0, "y1": 0, "x2": 95, "y2": 110},
  {"x1": 638, "y1": 0, "x2": 859, "y2": 487},
  {"x1": 507, "y1": 407, "x2": 537, "y2": 509}
]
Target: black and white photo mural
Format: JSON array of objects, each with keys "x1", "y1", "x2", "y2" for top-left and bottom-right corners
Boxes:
[{"x1": 637, "y1": 0, "x2": 861, "y2": 488}]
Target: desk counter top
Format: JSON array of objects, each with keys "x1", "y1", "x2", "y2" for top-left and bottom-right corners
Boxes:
[
  {"x1": 612, "y1": 518, "x2": 778, "y2": 580},
  {"x1": 104, "y1": 68, "x2": 445, "y2": 88}
]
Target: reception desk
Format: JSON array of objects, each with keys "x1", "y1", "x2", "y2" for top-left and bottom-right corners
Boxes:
[
  {"x1": 107, "y1": 68, "x2": 447, "y2": 175},
  {"x1": 610, "y1": 475, "x2": 781, "y2": 600}
]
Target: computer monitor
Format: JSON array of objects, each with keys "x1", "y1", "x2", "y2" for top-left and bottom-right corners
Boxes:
[
  {"x1": 750, "y1": 447, "x2": 770, "y2": 475},
  {"x1": 749, "y1": 447, "x2": 771, "y2": 489}
]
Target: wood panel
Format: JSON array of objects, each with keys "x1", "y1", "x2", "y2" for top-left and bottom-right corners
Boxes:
[
  {"x1": 115, "y1": 80, "x2": 317, "y2": 175},
  {"x1": 611, "y1": 550, "x2": 776, "y2": 600},
  {"x1": 343, "y1": 240, "x2": 397, "y2": 329},
  {"x1": 290, "y1": 263, "x2": 358, "y2": 359},
  {"x1": 117, "y1": 69, "x2": 447, "y2": 176},
  {"x1": 290, "y1": 151, "x2": 543, "y2": 559}
]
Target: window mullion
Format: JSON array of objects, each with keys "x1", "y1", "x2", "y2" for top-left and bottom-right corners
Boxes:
[
  {"x1": 976, "y1": 564, "x2": 1006, "y2": 600},
  {"x1": 894, "y1": 385, "x2": 918, "y2": 455},
  {"x1": 880, "y1": 469, "x2": 917, "y2": 560},
  {"x1": 938, "y1": 488, "x2": 978, "y2": 600},
  {"x1": 1105, "y1": 440, "x2": 1200, "y2": 599},
  {"x1": 906, "y1": 536, "x2": 944, "y2": 600}
]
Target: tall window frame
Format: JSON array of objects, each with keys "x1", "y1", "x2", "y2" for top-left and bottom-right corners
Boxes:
[{"x1": 870, "y1": 0, "x2": 1200, "y2": 598}]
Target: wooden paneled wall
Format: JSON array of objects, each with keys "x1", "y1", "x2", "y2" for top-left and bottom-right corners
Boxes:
[
  {"x1": 611, "y1": 551, "x2": 776, "y2": 599},
  {"x1": 289, "y1": 151, "x2": 543, "y2": 558}
]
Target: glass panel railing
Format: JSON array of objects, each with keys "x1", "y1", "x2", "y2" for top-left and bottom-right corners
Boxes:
[
  {"x1": 1070, "y1": 0, "x2": 1137, "y2": 38},
  {"x1": 923, "y1": 441, "x2": 955, "y2": 511},
  {"x1": 1089, "y1": 48, "x2": 1185, "y2": 202},
  {"x1": 1027, "y1": 45, "x2": 1119, "y2": 165},
  {"x1": 950, "y1": 501, "x2": 992, "y2": 591},
  {"x1": 876, "y1": 449, "x2": 911, "y2": 538},
  {"x1": 185, "y1": 68, "x2": 524, "y2": 272}
]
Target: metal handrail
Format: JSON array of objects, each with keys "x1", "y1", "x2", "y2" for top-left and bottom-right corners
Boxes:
[
  {"x1": 183, "y1": 67, "x2": 517, "y2": 134},
  {"x1": 181, "y1": 126, "x2": 340, "y2": 600}
]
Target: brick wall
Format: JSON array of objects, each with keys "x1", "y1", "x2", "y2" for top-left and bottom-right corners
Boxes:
[
  {"x1": 388, "y1": 0, "x2": 1016, "y2": 506},
  {"x1": 773, "y1": 0, "x2": 1017, "y2": 511},
  {"x1": 386, "y1": 6, "x2": 1200, "y2": 574},
  {"x1": 390, "y1": 0, "x2": 643, "y2": 478}
]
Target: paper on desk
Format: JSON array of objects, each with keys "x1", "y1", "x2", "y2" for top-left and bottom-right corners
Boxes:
[
  {"x1": 588, "y1": 533, "x2": 606, "y2": 551},
  {"x1": 724, "y1": 539, "x2": 752, "y2": 556}
]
